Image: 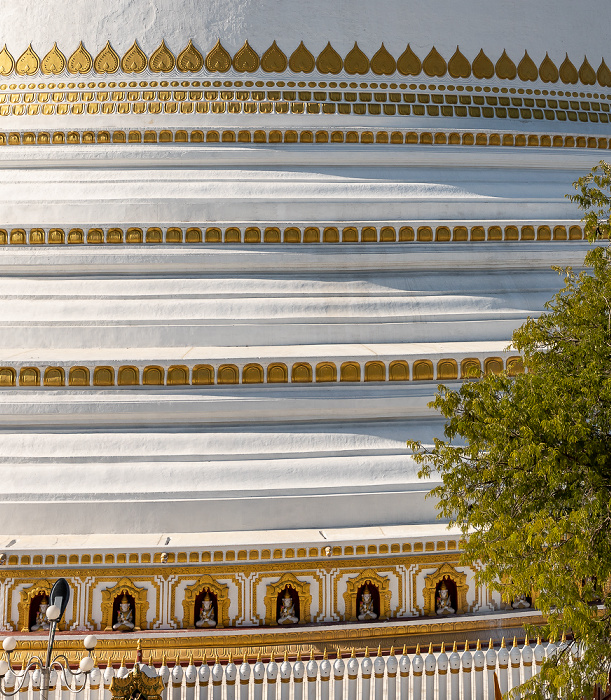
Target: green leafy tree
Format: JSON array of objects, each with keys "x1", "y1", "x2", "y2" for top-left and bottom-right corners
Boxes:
[{"x1": 408, "y1": 161, "x2": 611, "y2": 698}]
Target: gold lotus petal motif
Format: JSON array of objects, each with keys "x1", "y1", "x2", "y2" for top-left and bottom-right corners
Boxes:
[
  {"x1": 16, "y1": 44, "x2": 40, "y2": 76},
  {"x1": 261, "y1": 41, "x2": 287, "y2": 73},
  {"x1": 288, "y1": 42, "x2": 315, "y2": 73},
  {"x1": 597, "y1": 59, "x2": 611, "y2": 88},
  {"x1": 149, "y1": 40, "x2": 175, "y2": 73},
  {"x1": 397, "y1": 44, "x2": 421, "y2": 76},
  {"x1": 371, "y1": 43, "x2": 395, "y2": 76},
  {"x1": 316, "y1": 42, "x2": 342, "y2": 74},
  {"x1": 233, "y1": 40, "x2": 259, "y2": 73},
  {"x1": 177, "y1": 40, "x2": 203, "y2": 72},
  {"x1": 579, "y1": 57, "x2": 596, "y2": 85},
  {"x1": 0, "y1": 45, "x2": 15, "y2": 76},
  {"x1": 41, "y1": 42, "x2": 66, "y2": 75},
  {"x1": 422, "y1": 46, "x2": 446, "y2": 77},
  {"x1": 559, "y1": 54, "x2": 578, "y2": 84},
  {"x1": 448, "y1": 46, "x2": 471, "y2": 79},
  {"x1": 94, "y1": 42, "x2": 120, "y2": 74},
  {"x1": 539, "y1": 53, "x2": 558, "y2": 83},
  {"x1": 495, "y1": 50, "x2": 516, "y2": 80},
  {"x1": 122, "y1": 40, "x2": 147, "y2": 73},
  {"x1": 344, "y1": 42, "x2": 369, "y2": 75},
  {"x1": 472, "y1": 49, "x2": 494, "y2": 79},
  {"x1": 517, "y1": 51, "x2": 537, "y2": 81},
  {"x1": 68, "y1": 42, "x2": 92, "y2": 74},
  {"x1": 205, "y1": 40, "x2": 231, "y2": 73}
]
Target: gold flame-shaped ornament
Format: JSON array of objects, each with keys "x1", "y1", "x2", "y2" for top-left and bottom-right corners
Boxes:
[
  {"x1": 597, "y1": 59, "x2": 611, "y2": 88},
  {"x1": 517, "y1": 50, "x2": 537, "y2": 81},
  {"x1": 472, "y1": 49, "x2": 494, "y2": 79},
  {"x1": 422, "y1": 46, "x2": 446, "y2": 77},
  {"x1": 371, "y1": 43, "x2": 396, "y2": 75},
  {"x1": 149, "y1": 40, "x2": 175, "y2": 73},
  {"x1": 289, "y1": 41, "x2": 315, "y2": 73},
  {"x1": 68, "y1": 42, "x2": 93, "y2": 74},
  {"x1": 41, "y1": 43, "x2": 66, "y2": 74},
  {"x1": 495, "y1": 49, "x2": 516, "y2": 79},
  {"x1": 205, "y1": 40, "x2": 231, "y2": 73},
  {"x1": 261, "y1": 41, "x2": 287, "y2": 73},
  {"x1": 122, "y1": 41, "x2": 147, "y2": 73},
  {"x1": 448, "y1": 46, "x2": 471, "y2": 78},
  {"x1": 344, "y1": 42, "x2": 368, "y2": 75},
  {"x1": 316, "y1": 42, "x2": 342, "y2": 74},
  {"x1": 579, "y1": 57, "x2": 596, "y2": 85},
  {"x1": 397, "y1": 44, "x2": 421, "y2": 75},
  {"x1": 233, "y1": 40, "x2": 259, "y2": 73},
  {"x1": 177, "y1": 40, "x2": 203, "y2": 72},
  {"x1": 94, "y1": 42, "x2": 120, "y2": 74},
  {"x1": 539, "y1": 53, "x2": 558, "y2": 83},
  {"x1": 559, "y1": 54, "x2": 578, "y2": 84},
  {"x1": 0, "y1": 45, "x2": 15, "y2": 76},
  {"x1": 16, "y1": 44, "x2": 40, "y2": 76}
]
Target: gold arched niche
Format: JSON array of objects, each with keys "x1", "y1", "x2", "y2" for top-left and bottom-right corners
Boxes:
[
  {"x1": 182, "y1": 575, "x2": 230, "y2": 628},
  {"x1": 18, "y1": 579, "x2": 52, "y2": 632},
  {"x1": 342, "y1": 569, "x2": 391, "y2": 622},
  {"x1": 263, "y1": 572, "x2": 311, "y2": 626},
  {"x1": 422, "y1": 562, "x2": 469, "y2": 616},
  {"x1": 101, "y1": 578, "x2": 148, "y2": 631}
]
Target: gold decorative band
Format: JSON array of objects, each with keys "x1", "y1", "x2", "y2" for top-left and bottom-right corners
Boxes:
[
  {"x1": 0, "y1": 127, "x2": 608, "y2": 149},
  {"x1": 0, "y1": 40, "x2": 609, "y2": 88},
  {"x1": 0, "y1": 223, "x2": 585, "y2": 246},
  {"x1": 0, "y1": 356, "x2": 523, "y2": 388}
]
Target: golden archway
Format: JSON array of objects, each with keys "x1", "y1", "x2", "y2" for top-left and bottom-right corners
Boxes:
[
  {"x1": 110, "y1": 664, "x2": 163, "y2": 700},
  {"x1": 101, "y1": 578, "x2": 149, "y2": 631},
  {"x1": 342, "y1": 569, "x2": 391, "y2": 622},
  {"x1": 17, "y1": 579, "x2": 52, "y2": 632},
  {"x1": 182, "y1": 575, "x2": 230, "y2": 629},
  {"x1": 264, "y1": 572, "x2": 312, "y2": 626},
  {"x1": 422, "y1": 562, "x2": 469, "y2": 616}
]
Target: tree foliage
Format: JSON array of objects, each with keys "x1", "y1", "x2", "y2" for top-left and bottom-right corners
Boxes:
[{"x1": 408, "y1": 161, "x2": 611, "y2": 698}]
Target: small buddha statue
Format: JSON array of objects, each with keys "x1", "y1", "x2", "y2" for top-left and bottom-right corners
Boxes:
[
  {"x1": 113, "y1": 594, "x2": 135, "y2": 631},
  {"x1": 436, "y1": 581, "x2": 455, "y2": 615},
  {"x1": 357, "y1": 585, "x2": 378, "y2": 621},
  {"x1": 195, "y1": 592, "x2": 217, "y2": 628},
  {"x1": 512, "y1": 593, "x2": 531, "y2": 609},
  {"x1": 31, "y1": 595, "x2": 50, "y2": 631},
  {"x1": 277, "y1": 589, "x2": 299, "y2": 625}
]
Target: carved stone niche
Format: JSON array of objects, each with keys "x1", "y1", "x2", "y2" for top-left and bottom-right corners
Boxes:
[
  {"x1": 422, "y1": 563, "x2": 469, "y2": 617},
  {"x1": 101, "y1": 577, "x2": 149, "y2": 631},
  {"x1": 264, "y1": 573, "x2": 311, "y2": 626},
  {"x1": 343, "y1": 569, "x2": 391, "y2": 622},
  {"x1": 18, "y1": 579, "x2": 54, "y2": 632},
  {"x1": 182, "y1": 575, "x2": 230, "y2": 629}
]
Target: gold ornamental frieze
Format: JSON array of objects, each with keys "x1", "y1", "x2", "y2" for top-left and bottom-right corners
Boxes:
[{"x1": 0, "y1": 40, "x2": 609, "y2": 88}]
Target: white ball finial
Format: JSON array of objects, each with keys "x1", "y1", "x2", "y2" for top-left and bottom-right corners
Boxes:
[
  {"x1": 46, "y1": 605, "x2": 61, "y2": 621},
  {"x1": 2, "y1": 637, "x2": 16, "y2": 653},
  {"x1": 79, "y1": 657, "x2": 95, "y2": 673},
  {"x1": 84, "y1": 635, "x2": 97, "y2": 650}
]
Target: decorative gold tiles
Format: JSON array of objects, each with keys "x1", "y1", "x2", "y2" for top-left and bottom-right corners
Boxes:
[
  {"x1": 0, "y1": 223, "x2": 585, "y2": 246},
  {"x1": 0, "y1": 356, "x2": 524, "y2": 388},
  {"x1": 0, "y1": 40, "x2": 609, "y2": 88}
]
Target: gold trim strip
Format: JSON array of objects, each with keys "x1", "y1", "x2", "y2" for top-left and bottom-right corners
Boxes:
[
  {"x1": 0, "y1": 356, "x2": 523, "y2": 388},
  {"x1": 1, "y1": 40, "x2": 609, "y2": 88},
  {"x1": 0, "y1": 223, "x2": 585, "y2": 245},
  {"x1": 0, "y1": 127, "x2": 608, "y2": 149}
]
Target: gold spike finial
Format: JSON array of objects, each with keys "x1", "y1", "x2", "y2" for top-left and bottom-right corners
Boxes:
[
  {"x1": 377, "y1": 645, "x2": 381, "y2": 657},
  {"x1": 270, "y1": 651, "x2": 275, "y2": 663},
  {"x1": 297, "y1": 650, "x2": 301, "y2": 662},
  {"x1": 137, "y1": 639, "x2": 142, "y2": 651},
  {"x1": 162, "y1": 653, "x2": 167, "y2": 666},
  {"x1": 464, "y1": 640, "x2": 469, "y2": 652},
  {"x1": 561, "y1": 631, "x2": 566, "y2": 643},
  {"x1": 242, "y1": 651, "x2": 247, "y2": 665},
  {"x1": 364, "y1": 647, "x2": 370, "y2": 658},
  {"x1": 488, "y1": 639, "x2": 493, "y2": 650},
  {"x1": 309, "y1": 647, "x2": 313, "y2": 662},
  {"x1": 323, "y1": 649, "x2": 327, "y2": 660},
  {"x1": 215, "y1": 653, "x2": 219, "y2": 664},
  {"x1": 402, "y1": 645, "x2": 407, "y2": 656},
  {"x1": 452, "y1": 641, "x2": 457, "y2": 653},
  {"x1": 202, "y1": 651, "x2": 207, "y2": 664},
  {"x1": 501, "y1": 638, "x2": 506, "y2": 648},
  {"x1": 536, "y1": 636, "x2": 541, "y2": 645},
  {"x1": 428, "y1": 643, "x2": 433, "y2": 654},
  {"x1": 524, "y1": 634, "x2": 529, "y2": 646},
  {"x1": 441, "y1": 642, "x2": 445, "y2": 654},
  {"x1": 257, "y1": 651, "x2": 261, "y2": 663},
  {"x1": 120, "y1": 654, "x2": 126, "y2": 668},
  {"x1": 351, "y1": 648, "x2": 356, "y2": 658},
  {"x1": 476, "y1": 640, "x2": 481, "y2": 651},
  {"x1": 284, "y1": 651, "x2": 288, "y2": 662},
  {"x1": 390, "y1": 646, "x2": 395, "y2": 657},
  {"x1": 336, "y1": 649, "x2": 341, "y2": 660},
  {"x1": 189, "y1": 653, "x2": 194, "y2": 666},
  {"x1": 513, "y1": 636, "x2": 517, "y2": 648},
  {"x1": 228, "y1": 652, "x2": 233, "y2": 664},
  {"x1": 415, "y1": 644, "x2": 420, "y2": 655}
]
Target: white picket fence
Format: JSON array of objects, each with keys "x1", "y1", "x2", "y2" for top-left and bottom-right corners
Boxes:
[{"x1": 1, "y1": 639, "x2": 562, "y2": 700}]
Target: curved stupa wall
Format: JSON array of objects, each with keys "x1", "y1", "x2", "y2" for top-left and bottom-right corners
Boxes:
[{"x1": 0, "y1": 0, "x2": 603, "y2": 539}]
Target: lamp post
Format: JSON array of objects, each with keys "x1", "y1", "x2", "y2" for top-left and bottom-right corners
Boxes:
[{"x1": 0, "y1": 578, "x2": 97, "y2": 700}]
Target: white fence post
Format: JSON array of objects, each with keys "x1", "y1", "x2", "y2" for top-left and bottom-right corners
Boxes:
[
  {"x1": 226, "y1": 655, "x2": 237, "y2": 700},
  {"x1": 306, "y1": 652, "x2": 318, "y2": 700},
  {"x1": 373, "y1": 648, "x2": 384, "y2": 700},
  {"x1": 347, "y1": 651, "x2": 358, "y2": 700},
  {"x1": 497, "y1": 640, "x2": 509, "y2": 697},
  {"x1": 412, "y1": 645, "x2": 423, "y2": 700},
  {"x1": 293, "y1": 653, "x2": 305, "y2": 700},
  {"x1": 449, "y1": 642, "x2": 460, "y2": 700},
  {"x1": 281, "y1": 652, "x2": 292, "y2": 700},
  {"x1": 509, "y1": 638, "x2": 521, "y2": 697},
  {"x1": 399, "y1": 647, "x2": 410, "y2": 700},
  {"x1": 386, "y1": 647, "x2": 397, "y2": 700},
  {"x1": 521, "y1": 637, "x2": 533, "y2": 685},
  {"x1": 437, "y1": 644, "x2": 448, "y2": 700},
  {"x1": 266, "y1": 654, "x2": 278, "y2": 700},
  {"x1": 253, "y1": 655, "x2": 265, "y2": 700},
  {"x1": 424, "y1": 644, "x2": 436, "y2": 700},
  {"x1": 212, "y1": 656, "x2": 223, "y2": 700},
  {"x1": 333, "y1": 652, "x2": 345, "y2": 700},
  {"x1": 198, "y1": 657, "x2": 210, "y2": 700},
  {"x1": 360, "y1": 650, "x2": 372, "y2": 700},
  {"x1": 319, "y1": 651, "x2": 331, "y2": 700},
  {"x1": 239, "y1": 655, "x2": 251, "y2": 700},
  {"x1": 473, "y1": 641, "x2": 484, "y2": 700},
  {"x1": 461, "y1": 642, "x2": 472, "y2": 700},
  {"x1": 485, "y1": 640, "x2": 496, "y2": 700}
]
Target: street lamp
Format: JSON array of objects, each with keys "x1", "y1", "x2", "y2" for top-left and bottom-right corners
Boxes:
[{"x1": 0, "y1": 579, "x2": 97, "y2": 700}]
